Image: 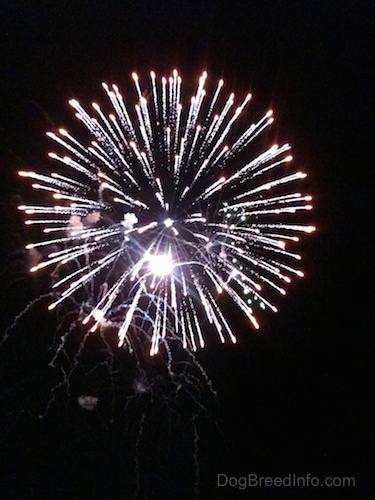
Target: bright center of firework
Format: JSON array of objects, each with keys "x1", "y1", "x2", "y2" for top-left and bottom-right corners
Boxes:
[
  {"x1": 164, "y1": 218, "x2": 174, "y2": 228},
  {"x1": 148, "y1": 254, "x2": 174, "y2": 276}
]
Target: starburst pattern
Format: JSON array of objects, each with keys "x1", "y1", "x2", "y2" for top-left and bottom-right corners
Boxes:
[{"x1": 18, "y1": 70, "x2": 315, "y2": 354}]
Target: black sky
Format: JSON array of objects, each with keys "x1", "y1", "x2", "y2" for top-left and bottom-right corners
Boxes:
[{"x1": 0, "y1": 1, "x2": 373, "y2": 499}]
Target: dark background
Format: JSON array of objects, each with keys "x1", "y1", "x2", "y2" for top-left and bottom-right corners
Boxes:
[{"x1": 0, "y1": 1, "x2": 373, "y2": 499}]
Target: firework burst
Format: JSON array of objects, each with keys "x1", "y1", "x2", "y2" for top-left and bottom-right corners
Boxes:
[{"x1": 18, "y1": 70, "x2": 315, "y2": 354}]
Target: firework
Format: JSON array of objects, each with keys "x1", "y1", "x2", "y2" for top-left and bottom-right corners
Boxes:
[{"x1": 18, "y1": 70, "x2": 315, "y2": 354}]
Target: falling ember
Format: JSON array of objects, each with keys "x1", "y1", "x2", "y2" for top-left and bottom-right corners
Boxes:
[
  {"x1": 18, "y1": 70, "x2": 315, "y2": 353},
  {"x1": 77, "y1": 395, "x2": 99, "y2": 411}
]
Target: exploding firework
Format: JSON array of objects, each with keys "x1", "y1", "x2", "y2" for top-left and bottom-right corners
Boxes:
[{"x1": 18, "y1": 70, "x2": 315, "y2": 354}]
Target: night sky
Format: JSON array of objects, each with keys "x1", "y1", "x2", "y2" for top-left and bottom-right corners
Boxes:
[{"x1": 0, "y1": 1, "x2": 373, "y2": 499}]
